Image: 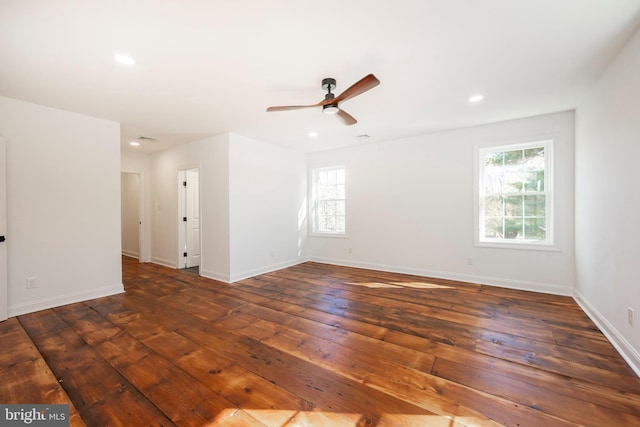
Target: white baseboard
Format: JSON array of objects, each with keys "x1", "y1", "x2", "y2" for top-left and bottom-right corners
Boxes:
[
  {"x1": 150, "y1": 256, "x2": 177, "y2": 269},
  {"x1": 309, "y1": 256, "x2": 573, "y2": 296},
  {"x1": 148, "y1": 257, "x2": 231, "y2": 283},
  {"x1": 229, "y1": 257, "x2": 308, "y2": 283},
  {"x1": 8, "y1": 284, "x2": 125, "y2": 318},
  {"x1": 121, "y1": 250, "x2": 139, "y2": 259},
  {"x1": 573, "y1": 289, "x2": 640, "y2": 377},
  {"x1": 199, "y1": 268, "x2": 230, "y2": 283},
  {"x1": 199, "y1": 257, "x2": 308, "y2": 284}
]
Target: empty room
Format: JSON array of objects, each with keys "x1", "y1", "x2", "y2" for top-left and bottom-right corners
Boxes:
[{"x1": 1, "y1": 1, "x2": 639, "y2": 426}]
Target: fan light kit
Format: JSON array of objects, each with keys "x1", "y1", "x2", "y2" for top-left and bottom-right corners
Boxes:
[
  {"x1": 323, "y1": 105, "x2": 339, "y2": 115},
  {"x1": 267, "y1": 74, "x2": 380, "y2": 126}
]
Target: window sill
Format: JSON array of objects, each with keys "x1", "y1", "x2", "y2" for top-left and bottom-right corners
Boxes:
[
  {"x1": 309, "y1": 232, "x2": 348, "y2": 239},
  {"x1": 475, "y1": 241, "x2": 560, "y2": 252}
]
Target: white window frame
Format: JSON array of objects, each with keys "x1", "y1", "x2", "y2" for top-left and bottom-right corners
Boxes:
[
  {"x1": 476, "y1": 140, "x2": 554, "y2": 249},
  {"x1": 310, "y1": 165, "x2": 346, "y2": 237}
]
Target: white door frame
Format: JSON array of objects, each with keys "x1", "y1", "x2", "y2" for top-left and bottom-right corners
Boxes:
[
  {"x1": 0, "y1": 138, "x2": 7, "y2": 321},
  {"x1": 177, "y1": 167, "x2": 201, "y2": 269}
]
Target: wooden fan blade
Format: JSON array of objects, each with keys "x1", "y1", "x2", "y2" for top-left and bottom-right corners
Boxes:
[
  {"x1": 266, "y1": 103, "x2": 321, "y2": 112},
  {"x1": 334, "y1": 74, "x2": 380, "y2": 104},
  {"x1": 335, "y1": 109, "x2": 357, "y2": 126}
]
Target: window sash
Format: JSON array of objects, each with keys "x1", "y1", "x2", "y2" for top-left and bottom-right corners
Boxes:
[
  {"x1": 479, "y1": 141, "x2": 552, "y2": 245},
  {"x1": 311, "y1": 166, "x2": 346, "y2": 235}
]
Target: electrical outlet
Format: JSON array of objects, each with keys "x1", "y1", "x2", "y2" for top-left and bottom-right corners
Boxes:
[
  {"x1": 26, "y1": 277, "x2": 37, "y2": 289},
  {"x1": 629, "y1": 307, "x2": 634, "y2": 327},
  {"x1": 467, "y1": 257, "x2": 473, "y2": 266}
]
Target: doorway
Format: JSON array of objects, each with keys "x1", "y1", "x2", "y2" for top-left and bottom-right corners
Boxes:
[
  {"x1": 178, "y1": 168, "x2": 200, "y2": 270},
  {"x1": 121, "y1": 172, "x2": 141, "y2": 261}
]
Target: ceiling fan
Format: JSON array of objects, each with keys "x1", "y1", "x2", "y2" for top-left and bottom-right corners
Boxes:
[{"x1": 266, "y1": 74, "x2": 380, "y2": 126}]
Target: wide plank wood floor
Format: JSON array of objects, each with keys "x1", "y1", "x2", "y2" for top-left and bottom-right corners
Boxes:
[{"x1": 2, "y1": 257, "x2": 640, "y2": 426}]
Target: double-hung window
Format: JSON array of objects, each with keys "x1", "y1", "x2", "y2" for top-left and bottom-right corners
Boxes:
[
  {"x1": 311, "y1": 166, "x2": 346, "y2": 235},
  {"x1": 478, "y1": 140, "x2": 553, "y2": 246}
]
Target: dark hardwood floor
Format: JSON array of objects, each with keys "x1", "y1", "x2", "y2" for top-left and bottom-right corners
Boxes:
[{"x1": 2, "y1": 257, "x2": 640, "y2": 426}]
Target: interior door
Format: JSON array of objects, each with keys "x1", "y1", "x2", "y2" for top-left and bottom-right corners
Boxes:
[
  {"x1": 0, "y1": 138, "x2": 7, "y2": 321},
  {"x1": 185, "y1": 169, "x2": 200, "y2": 268}
]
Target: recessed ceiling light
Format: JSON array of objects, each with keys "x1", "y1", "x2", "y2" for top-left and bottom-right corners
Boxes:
[
  {"x1": 114, "y1": 53, "x2": 135, "y2": 65},
  {"x1": 468, "y1": 94, "x2": 484, "y2": 103},
  {"x1": 308, "y1": 132, "x2": 318, "y2": 137},
  {"x1": 129, "y1": 141, "x2": 140, "y2": 146}
]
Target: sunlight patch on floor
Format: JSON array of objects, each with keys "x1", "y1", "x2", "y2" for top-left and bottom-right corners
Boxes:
[
  {"x1": 205, "y1": 407, "x2": 480, "y2": 426},
  {"x1": 345, "y1": 281, "x2": 452, "y2": 290}
]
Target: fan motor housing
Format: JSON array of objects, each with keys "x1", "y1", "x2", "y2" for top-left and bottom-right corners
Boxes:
[{"x1": 321, "y1": 78, "x2": 336, "y2": 92}]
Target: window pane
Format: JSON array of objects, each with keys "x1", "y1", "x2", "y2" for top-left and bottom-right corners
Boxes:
[
  {"x1": 524, "y1": 147, "x2": 544, "y2": 169},
  {"x1": 318, "y1": 200, "x2": 333, "y2": 216},
  {"x1": 319, "y1": 184, "x2": 336, "y2": 200},
  {"x1": 523, "y1": 171, "x2": 544, "y2": 192},
  {"x1": 504, "y1": 195, "x2": 523, "y2": 217},
  {"x1": 335, "y1": 216, "x2": 345, "y2": 231},
  {"x1": 318, "y1": 215, "x2": 335, "y2": 232},
  {"x1": 483, "y1": 166, "x2": 503, "y2": 193},
  {"x1": 485, "y1": 151, "x2": 504, "y2": 167},
  {"x1": 327, "y1": 170, "x2": 337, "y2": 184},
  {"x1": 337, "y1": 168, "x2": 345, "y2": 184},
  {"x1": 504, "y1": 172, "x2": 523, "y2": 193},
  {"x1": 326, "y1": 215, "x2": 336, "y2": 231},
  {"x1": 336, "y1": 184, "x2": 345, "y2": 199},
  {"x1": 524, "y1": 195, "x2": 545, "y2": 217},
  {"x1": 504, "y1": 218, "x2": 522, "y2": 239},
  {"x1": 484, "y1": 196, "x2": 503, "y2": 216},
  {"x1": 336, "y1": 200, "x2": 345, "y2": 216},
  {"x1": 484, "y1": 217, "x2": 503, "y2": 239},
  {"x1": 524, "y1": 218, "x2": 546, "y2": 240},
  {"x1": 504, "y1": 149, "x2": 523, "y2": 165}
]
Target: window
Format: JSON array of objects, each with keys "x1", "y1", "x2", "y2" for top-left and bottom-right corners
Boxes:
[
  {"x1": 311, "y1": 166, "x2": 346, "y2": 235},
  {"x1": 478, "y1": 140, "x2": 552, "y2": 246}
]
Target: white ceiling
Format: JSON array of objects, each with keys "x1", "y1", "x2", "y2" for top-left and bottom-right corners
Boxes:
[{"x1": 1, "y1": 1, "x2": 640, "y2": 153}]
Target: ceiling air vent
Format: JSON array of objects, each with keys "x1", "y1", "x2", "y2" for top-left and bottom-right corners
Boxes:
[{"x1": 137, "y1": 136, "x2": 158, "y2": 142}]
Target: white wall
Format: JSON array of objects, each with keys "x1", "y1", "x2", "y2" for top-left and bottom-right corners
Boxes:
[
  {"x1": 141, "y1": 132, "x2": 307, "y2": 283},
  {"x1": 150, "y1": 134, "x2": 230, "y2": 280},
  {"x1": 228, "y1": 133, "x2": 307, "y2": 281},
  {"x1": 121, "y1": 172, "x2": 140, "y2": 258},
  {"x1": 308, "y1": 111, "x2": 575, "y2": 295},
  {"x1": 575, "y1": 27, "x2": 640, "y2": 375},
  {"x1": 121, "y1": 150, "x2": 152, "y2": 262},
  {"x1": 0, "y1": 96, "x2": 123, "y2": 316}
]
